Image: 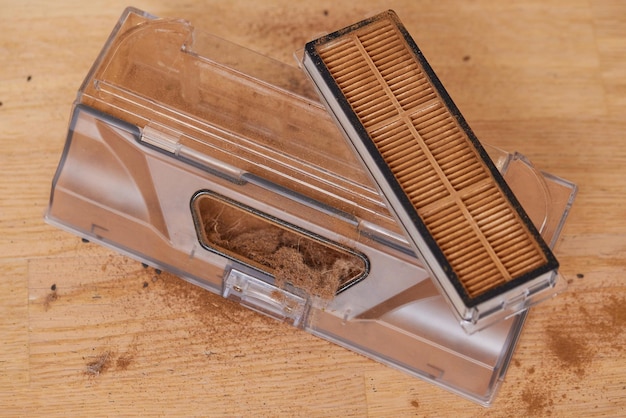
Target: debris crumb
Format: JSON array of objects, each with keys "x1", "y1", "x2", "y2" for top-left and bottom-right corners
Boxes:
[
  {"x1": 546, "y1": 326, "x2": 594, "y2": 377},
  {"x1": 85, "y1": 352, "x2": 111, "y2": 376},
  {"x1": 43, "y1": 289, "x2": 58, "y2": 310},
  {"x1": 116, "y1": 353, "x2": 134, "y2": 370},
  {"x1": 521, "y1": 386, "x2": 553, "y2": 416}
]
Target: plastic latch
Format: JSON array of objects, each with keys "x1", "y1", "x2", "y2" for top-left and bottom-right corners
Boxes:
[{"x1": 222, "y1": 268, "x2": 310, "y2": 327}]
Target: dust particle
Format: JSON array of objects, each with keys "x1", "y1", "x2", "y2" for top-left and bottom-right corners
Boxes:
[
  {"x1": 116, "y1": 354, "x2": 133, "y2": 370},
  {"x1": 50, "y1": 283, "x2": 57, "y2": 291},
  {"x1": 143, "y1": 281, "x2": 149, "y2": 288},
  {"x1": 546, "y1": 327, "x2": 593, "y2": 376},
  {"x1": 410, "y1": 400, "x2": 419, "y2": 408},
  {"x1": 603, "y1": 295, "x2": 626, "y2": 330},
  {"x1": 576, "y1": 273, "x2": 584, "y2": 279},
  {"x1": 85, "y1": 352, "x2": 111, "y2": 376},
  {"x1": 43, "y1": 290, "x2": 58, "y2": 310},
  {"x1": 27, "y1": 75, "x2": 32, "y2": 82},
  {"x1": 521, "y1": 386, "x2": 553, "y2": 416}
]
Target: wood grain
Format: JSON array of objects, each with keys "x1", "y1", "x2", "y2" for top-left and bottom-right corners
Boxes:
[{"x1": 1, "y1": 1, "x2": 624, "y2": 416}]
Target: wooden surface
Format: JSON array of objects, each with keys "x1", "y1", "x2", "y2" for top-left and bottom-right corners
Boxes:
[{"x1": 1, "y1": 1, "x2": 624, "y2": 416}]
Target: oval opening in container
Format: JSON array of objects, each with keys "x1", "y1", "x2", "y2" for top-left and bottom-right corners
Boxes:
[{"x1": 191, "y1": 190, "x2": 369, "y2": 299}]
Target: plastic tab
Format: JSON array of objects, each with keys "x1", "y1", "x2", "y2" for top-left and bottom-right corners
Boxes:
[{"x1": 222, "y1": 268, "x2": 310, "y2": 327}]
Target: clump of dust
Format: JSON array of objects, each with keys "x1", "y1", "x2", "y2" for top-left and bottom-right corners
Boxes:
[
  {"x1": 509, "y1": 290, "x2": 626, "y2": 415},
  {"x1": 116, "y1": 349, "x2": 135, "y2": 371},
  {"x1": 43, "y1": 285, "x2": 58, "y2": 311},
  {"x1": 521, "y1": 386, "x2": 554, "y2": 416},
  {"x1": 85, "y1": 351, "x2": 111, "y2": 376},
  {"x1": 84, "y1": 348, "x2": 135, "y2": 376},
  {"x1": 546, "y1": 326, "x2": 594, "y2": 378},
  {"x1": 202, "y1": 204, "x2": 365, "y2": 300}
]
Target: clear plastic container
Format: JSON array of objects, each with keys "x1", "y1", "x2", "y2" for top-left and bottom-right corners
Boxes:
[{"x1": 46, "y1": 8, "x2": 576, "y2": 406}]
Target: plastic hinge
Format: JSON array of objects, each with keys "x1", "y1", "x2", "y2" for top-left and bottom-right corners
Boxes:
[{"x1": 141, "y1": 124, "x2": 180, "y2": 153}]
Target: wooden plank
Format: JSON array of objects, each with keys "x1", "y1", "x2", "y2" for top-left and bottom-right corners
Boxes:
[{"x1": 0, "y1": 0, "x2": 624, "y2": 416}]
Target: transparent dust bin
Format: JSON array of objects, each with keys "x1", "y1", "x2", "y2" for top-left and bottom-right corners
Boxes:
[{"x1": 45, "y1": 8, "x2": 577, "y2": 406}]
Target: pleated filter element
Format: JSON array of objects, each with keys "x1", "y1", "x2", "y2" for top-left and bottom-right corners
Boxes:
[{"x1": 303, "y1": 10, "x2": 560, "y2": 331}]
